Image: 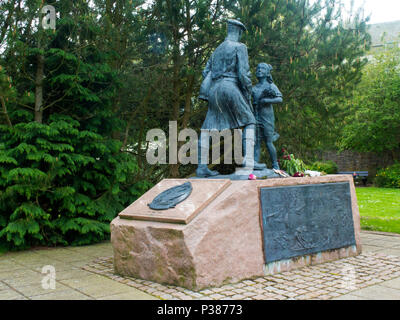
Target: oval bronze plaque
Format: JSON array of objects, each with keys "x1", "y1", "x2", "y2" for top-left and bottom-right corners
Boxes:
[{"x1": 148, "y1": 182, "x2": 193, "y2": 210}]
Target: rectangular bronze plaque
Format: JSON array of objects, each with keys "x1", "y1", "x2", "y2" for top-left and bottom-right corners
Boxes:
[{"x1": 260, "y1": 182, "x2": 356, "y2": 263}]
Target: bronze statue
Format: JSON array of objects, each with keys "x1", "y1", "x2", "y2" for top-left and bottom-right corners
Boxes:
[
  {"x1": 197, "y1": 19, "x2": 265, "y2": 178},
  {"x1": 252, "y1": 63, "x2": 283, "y2": 170}
]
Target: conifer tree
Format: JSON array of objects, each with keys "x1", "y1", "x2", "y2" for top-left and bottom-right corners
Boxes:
[
  {"x1": 0, "y1": 0, "x2": 148, "y2": 250},
  {"x1": 224, "y1": 0, "x2": 370, "y2": 157}
]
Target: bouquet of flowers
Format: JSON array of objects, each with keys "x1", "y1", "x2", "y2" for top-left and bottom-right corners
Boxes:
[
  {"x1": 279, "y1": 148, "x2": 307, "y2": 177},
  {"x1": 260, "y1": 85, "x2": 278, "y2": 100}
]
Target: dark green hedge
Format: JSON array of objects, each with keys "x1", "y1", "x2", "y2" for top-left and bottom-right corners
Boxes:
[{"x1": 0, "y1": 115, "x2": 149, "y2": 250}]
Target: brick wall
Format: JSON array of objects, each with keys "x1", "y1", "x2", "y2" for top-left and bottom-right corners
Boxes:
[{"x1": 318, "y1": 150, "x2": 398, "y2": 177}]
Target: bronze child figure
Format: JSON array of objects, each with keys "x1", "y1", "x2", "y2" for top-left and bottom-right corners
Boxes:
[{"x1": 252, "y1": 63, "x2": 283, "y2": 170}]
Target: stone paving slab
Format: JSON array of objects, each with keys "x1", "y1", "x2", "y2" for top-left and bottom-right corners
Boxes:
[
  {"x1": 0, "y1": 287, "x2": 26, "y2": 300},
  {"x1": 0, "y1": 231, "x2": 400, "y2": 300},
  {"x1": 343, "y1": 284, "x2": 400, "y2": 300},
  {"x1": 379, "y1": 277, "x2": 400, "y2": 290},
  {"x1": 0, "y1": 241, "x2": 155, "y2": 300},
  {"x1": 30, "y1": 289, "x2": 93, "y2": 300}
]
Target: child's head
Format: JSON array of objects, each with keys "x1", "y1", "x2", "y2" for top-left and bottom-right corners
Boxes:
[{"x1": 256, "y1": 63, "x2": 273, "y2": 83}]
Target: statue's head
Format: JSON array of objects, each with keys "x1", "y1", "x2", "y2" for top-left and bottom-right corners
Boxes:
[
  {"x1": 256, "y1": 63, "x2": 274, "y2": 83},
  {"x1": 227, "y1": 19, "x2": 246, "y2": 41}
]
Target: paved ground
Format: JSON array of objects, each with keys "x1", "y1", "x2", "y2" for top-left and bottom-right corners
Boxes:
[
  {"x1": 0, "y1": 231, "x2": 400, "y2": 300},
  {"x1": 0, "y1": 242, "x2": 155, "y2": 300}
]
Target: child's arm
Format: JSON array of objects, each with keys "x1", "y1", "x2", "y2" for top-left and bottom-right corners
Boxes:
[
  {"x1": 261, "y1": 96, "x2": 283, "y2": 104},
  {"x1": 260, "y1": 84, "x2": 283, "y2": 105}
]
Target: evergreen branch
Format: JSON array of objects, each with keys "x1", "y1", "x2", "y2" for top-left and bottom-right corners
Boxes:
[
  {"x1": 9, "y1": 97, "x2": 34, "y2": 110},
  {"x1": 42, "y1": 90, "x2": 70, "y2": 111},
  {"x1": 0, "y1": 0, "x2": 16, "y2": 45}
]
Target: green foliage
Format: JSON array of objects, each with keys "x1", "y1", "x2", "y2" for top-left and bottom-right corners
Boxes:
[
  {"x1": 0, "y1": 115, "x2": 147, "y2": 250},
  {"x1": 374, "y1": 163, "x2": 400, "y2": 188},
  {"x1": 227, "y1": 0, "x2": 370, "y2": 156},
  {"x1": 279, "y1": 149, "x2": 307, "y2": 176},
  {"x1": 340, "y1": 47, "x2": 400, "y2": 155},
  {"x1": 308, "y1": 160, "x2": 338, "y2": 174},
  {"x1": 0, "y1": 1, "x2": 154, "y2": 250}
]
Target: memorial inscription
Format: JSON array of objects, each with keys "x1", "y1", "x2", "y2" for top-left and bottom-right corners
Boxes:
[{"x1": 260, "y1": 182, "x2": 356, "y2": 263}]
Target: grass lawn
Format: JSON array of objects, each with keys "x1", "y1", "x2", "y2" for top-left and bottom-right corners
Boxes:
[{"x1": 356, "y1": 187, "x2": 400, "y2": 234}]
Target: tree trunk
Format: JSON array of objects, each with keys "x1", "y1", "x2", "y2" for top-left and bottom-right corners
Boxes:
[
  {"x1": 169, "y1": 56, "x2": 182, "y2": 178},
  {"x1": 34, "y1": 53, "x2": 44, "y2": 123},
  {"x1": 0, "y1": 96, "x2": 12, "y2": 127},
  {"x1": 182, "y1": 74, "x2": 194, "y2": 129}
]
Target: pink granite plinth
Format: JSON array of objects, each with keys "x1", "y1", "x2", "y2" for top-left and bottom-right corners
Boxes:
[{"x1": 110, "y1": 175, "x2": 362, "y2": 290}]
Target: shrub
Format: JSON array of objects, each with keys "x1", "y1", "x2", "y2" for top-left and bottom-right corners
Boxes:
[
  {"x1": 308, "y1": 160, "x2": 338, "y2": 174},
  {"x1": 0, "y1": 116, "x2": 150, "y2": 250},
  {"x1": 374, "y1": 163, "x2": 400, "y2": 188}
]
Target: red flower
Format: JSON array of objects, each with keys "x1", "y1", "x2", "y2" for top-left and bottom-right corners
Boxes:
[{"x1": 293, "y1": 172, "x2": 304, "y2": 177}]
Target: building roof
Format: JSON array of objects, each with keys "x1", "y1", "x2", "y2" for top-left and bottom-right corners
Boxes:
[{"x1": 369, "y1": 20, "x2": 400, "y2": 47}]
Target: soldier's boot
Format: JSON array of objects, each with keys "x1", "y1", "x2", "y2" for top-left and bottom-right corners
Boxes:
[
  {"x1": 241, "y1": 125, "x2": 266, "y2": 170},
  {"x1": 196, "y1": 164, "x2": 220, "y2": 178},
  {"x1": 196, "y1": 137, "x2": 220, "y2": 177}
]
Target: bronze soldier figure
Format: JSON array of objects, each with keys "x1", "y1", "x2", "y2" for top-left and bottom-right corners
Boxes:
[{"x1": 197, "y1": 19, "x2": 265, "y2": 177}]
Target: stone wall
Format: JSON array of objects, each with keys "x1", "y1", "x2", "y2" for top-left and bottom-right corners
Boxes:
[{"x1": 319, "y1": 150, "x2": 397, "y2": 178}]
